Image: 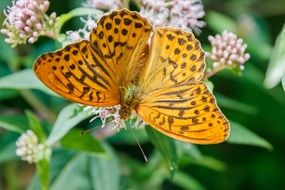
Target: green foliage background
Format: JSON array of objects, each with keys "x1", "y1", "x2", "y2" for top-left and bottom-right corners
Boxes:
[{"x1": 1, "y1": 0, "x2": 285, "y2": 189}]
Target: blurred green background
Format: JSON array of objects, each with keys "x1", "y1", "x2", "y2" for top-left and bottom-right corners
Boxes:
[{"x1": 0, "y1": 0, "x2": 285, "y2": 189}]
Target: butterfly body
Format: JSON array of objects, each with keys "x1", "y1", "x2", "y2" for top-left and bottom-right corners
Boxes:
[
  {"x1": 34, "y1": 9, "x2": 230, "y2": 144},
  {"x1": 119, "y1": 84, "x2": 140, "y2": 120}
]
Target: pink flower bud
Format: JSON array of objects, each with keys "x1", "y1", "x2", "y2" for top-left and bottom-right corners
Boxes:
[
  {"x1": 1, "y1": 0, "x2": 58, "y2": 47},
  {"x1": 207, "y1": 31, "x2": 250, "y2": 70}
]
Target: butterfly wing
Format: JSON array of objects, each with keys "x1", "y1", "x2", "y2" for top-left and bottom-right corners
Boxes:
[
  {"x1": 136, "y1": 82, "x2": 229, "y2": 144},
  {"x1": 139, "y1": 27, "x2": 205, "y2": 92},
  {"x1": 34, "y1": 40, "x2": 120, "y2": 106},
  {"x1": 34, "y1": 9, "x2": 152, "y2": 107},
  {"x1": 90, "y1": 9, "x2": 152, "y2": 86},
  {"x1": 136, "y1": 27, "x2": 230, "y2": 144}
]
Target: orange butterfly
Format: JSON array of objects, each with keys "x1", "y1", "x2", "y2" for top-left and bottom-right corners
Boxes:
[{"x1": 33, "y1": 9, "x2": 230, "y2": 144}]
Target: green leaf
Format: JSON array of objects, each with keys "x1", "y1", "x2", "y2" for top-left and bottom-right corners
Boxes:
[
  {"x1": 108, "y1": 126, "x2": 148, "y2": 144},
  {"x1": 206, "y1": 11, "x2": 236, "y2": 33},
  {"x1": 0, "y1": 89, "x2": 19, "y2": 100},
  {"x1": 50, "y1": 153, "x2": 91, "y2": 190},
  {"x1": 49, "y1": 153, "x2": 92, "y2": 190},
  {"x1": 89, "y1": 144, "x2": 120, "y2": 190},
  {"x1": 227, "y1": 121, "x2": 273, "y2": 150},
  {"x1": 172, "y1": 171, "x2": 206, "y2": 190},
  {"x1": 176, "y1": 142, "x2": 203, "y2": 160},
  {"x1": 0, "y1": 142, "x2": 17, "y2": 163},
  {"x1": 26, "y1": 110, "x2": 46, "y2": 143},
  {"x1": 189, "y1": 156, "x2": 226, "y2": 172},
  {"x1": 243, "y1": 64, "x2": 285, "y2": 105},
  {"x1": 60, "y1": 129, "x2": 105, "y2": 155},
  {"x1": 28, "y1": 150, "x2": 75, "y2": 190},
  {"x1": 0, "y1": 69, "x2": 55, "y2": 95},
  {"x1": 0, "y1": 115, "x2": 28, "y2": 133},
  {"x1": 216, "y1": 93, "x2": 258, "y2": 115},
  {"x1": 50, "y1": 145, "x2": 119, "y2": 190},
  {"x1": 205, "y1": 80, "x2": 214, "y2": 93},
  {"x1": 36, "y1": 158, "x2": 50, "y2": 190},
  {"x1": 0, "y1": 36, "x2": 16, "y2": 62},
  {"x1": 145, "y1": 127, "x2": 178, "y2": 177},
  {"x1": 282, "y1": 75, "x2": 285, "y2": 91},
  {"x1": 241, "y1": 17, "x2": 271, "y2": 62},
  {"x1": 0, "y1": 133, "x2": 18, "y2": 163},
  {"x1": 47, "y1": 104, "x2": 90, "y2": 145},
  {"x1": 27, "y1": 175, "x2": 41, "y2": 190},
  {"x1": 264, "y1": 22, "x2": 285, "y2": 88}
]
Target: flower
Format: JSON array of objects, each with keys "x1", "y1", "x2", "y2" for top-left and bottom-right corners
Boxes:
[
  {"x1": 82, "y1": 105, "x2": 146, "y2": 131},
  {"x1": 1, "y1": 0, "x2": 58, "y2": 47},
  {"x1": 84, "y1": 105, "x2": 123, "y2": 129},
  {"x1": 140, "y1": 0, "x2": 205, "y2": 33},
  {"x1": 63, "y1": 12, "x2": 103, "y2": 46},
  {"x1": 140, "y1": 0, "x2": 169, "y2": 26},
  {"x1": 64, "y1": 0, "x2": 125, "y2": 45},
  {"x1": 207, "y1": 30, "x2": 250, "y2": 71},
  {"x1": 15, "y1": 130, "x2": 50, "y2": 164},
  {"x1": 170, "y1": 0, "x2": 206, "y2": 33},
  {"x1": 82, "y1": 0, "x2": 123, "y2": 10}
]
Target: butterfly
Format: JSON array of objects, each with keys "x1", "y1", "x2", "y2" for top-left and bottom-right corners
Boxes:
[{"x1": 33, "y1": 9, "x2": 230, "y2": 144}]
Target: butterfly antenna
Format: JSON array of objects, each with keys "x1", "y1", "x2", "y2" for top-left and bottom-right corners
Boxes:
[
  {"x1": 81, "y1": 118, "x2": 115, "y2": 136},
  {"x1": 80, "y1": 127, "x2": 97, "y2": 136},
  {"x1": 130, "y1": 127, "x2": 148, "y2": 162}
]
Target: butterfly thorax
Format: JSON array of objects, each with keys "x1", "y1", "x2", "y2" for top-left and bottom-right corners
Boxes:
[{"x1": 119, "y1": 84, "x2": 140, "y2": 120}]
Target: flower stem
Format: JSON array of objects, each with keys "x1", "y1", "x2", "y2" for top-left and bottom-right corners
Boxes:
[
  {"x1": 7, "y1": 56, "x2": 56, "y2": 123},
  {"x1": 44, "y1": 30, "x2": 59, "y2": 41},
  {"x1": 203, "y1": 65, "x2": 227, "y2": 80},
  {"x1": 21, "y1": 90, "x2": 56, "y2": 123}
]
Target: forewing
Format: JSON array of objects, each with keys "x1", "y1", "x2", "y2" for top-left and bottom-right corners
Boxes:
[
  {"x1": 90, "y1": 9, "x2": 152, "y2": 85},
  {"x1": 139, "y1": 27, "x2": 205, "y2": 92},
  {"x1": 33, "y1": 40, "x2": 120, "y2": 106},
  {"x1": 136, "y1": 82, "x2": 230, "y2": 144}
]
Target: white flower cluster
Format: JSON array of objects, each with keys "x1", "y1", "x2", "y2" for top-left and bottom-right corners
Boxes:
[
  {"x1": 84, "y1": 105, "x2": 123, "y2": 130},
  {"x1": 65, "y1": 0, "x2": 126, "y2": 45},
  {"x1": 140, "y1": 0, "x2": 169, "y2": 26},
  {"x1": 140, "y1": 0, "x2": 205, "y2": 33},
  {"x1": 83, "y1": 0, "x2": 122, "y2": 10},
  {"x1": 82, "y1": 105, "x2": 146, "y2": 131},
  {"x1": 207, "y1": 30, "x2": 250, "y2": 70},
  {"x1": 16, "y1": 130, "x2": 50, "y2": 164},
  {"x1": 64, "y1": 15, "x2": 100, "y2": 46},
  {"x1": 66, "y1": 0, "x2": 205, "y2": 45},
  {"x1": 1, "y1": 0, "x2": 58, "y2": 47}
]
